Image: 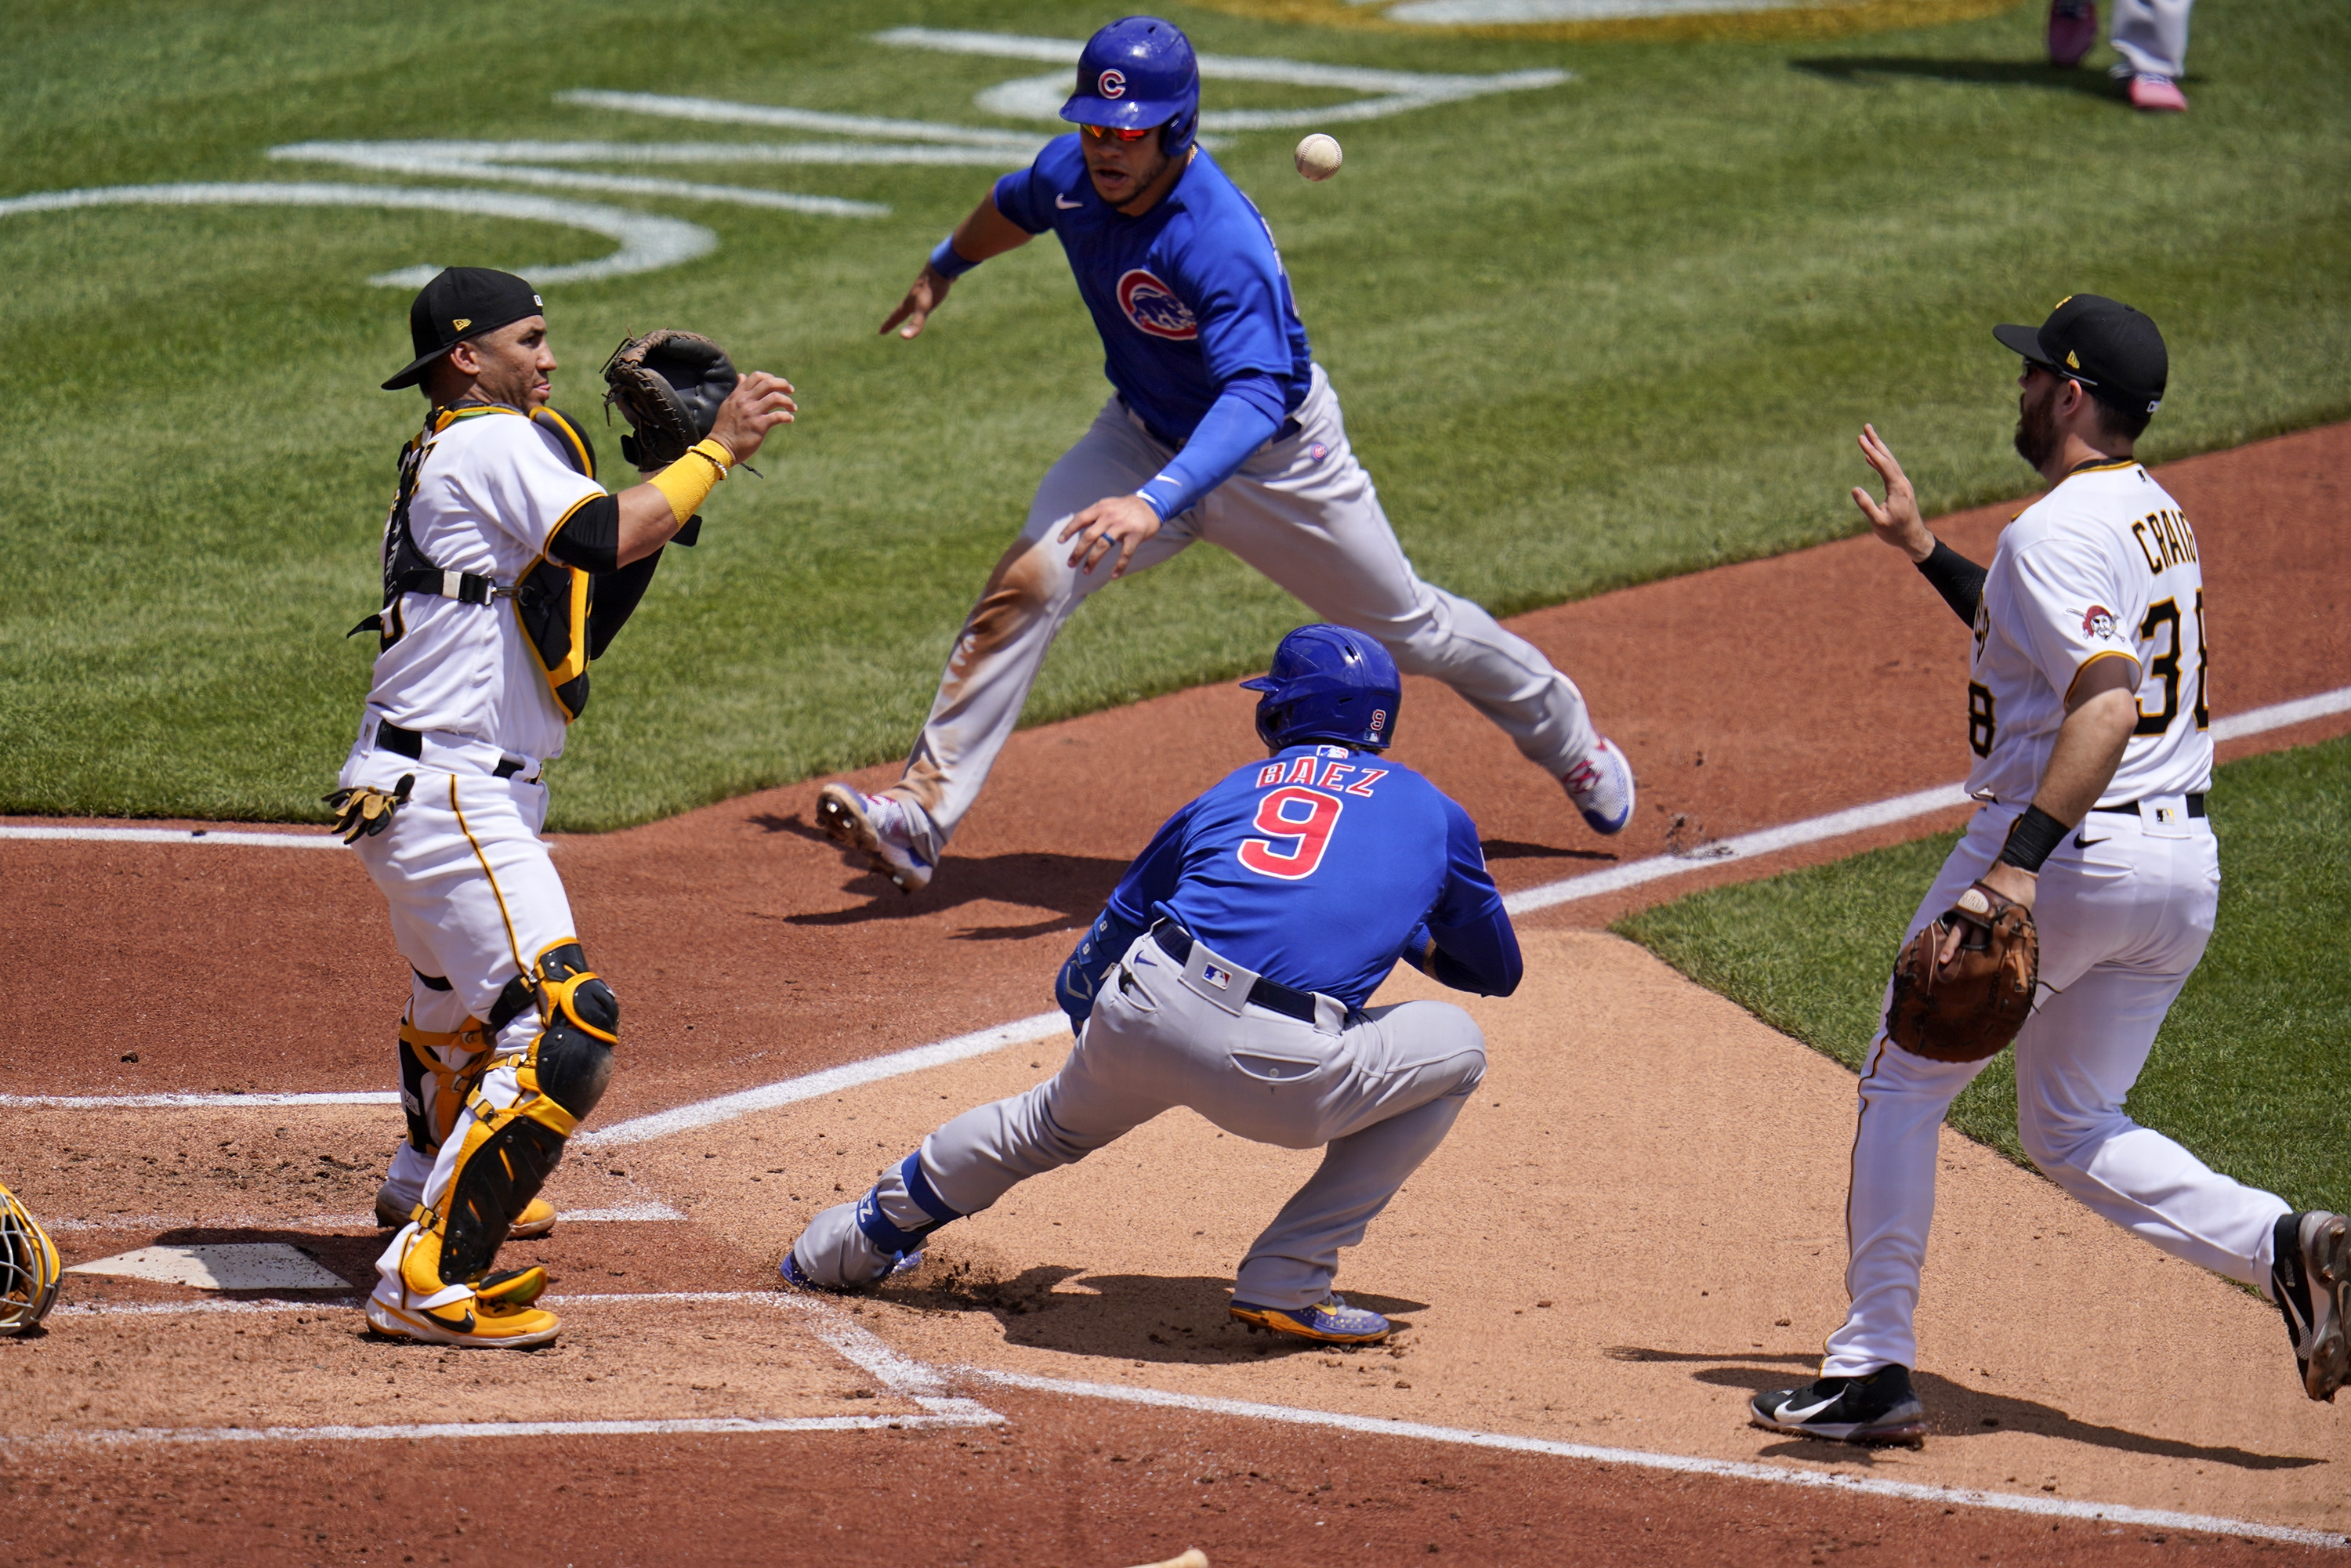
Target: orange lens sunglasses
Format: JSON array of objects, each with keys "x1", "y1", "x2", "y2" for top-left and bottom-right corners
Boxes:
[{"x1": 1081, "y1": 122, "x2": 1157, "y2": 141}]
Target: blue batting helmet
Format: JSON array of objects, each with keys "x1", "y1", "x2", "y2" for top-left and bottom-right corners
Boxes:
[
  {"x1": 1240, "y1": 625, "x2": 1402, "y2": 753},
  {"x1": 1060, "y1": 16, "x2": 1200, "y2": 160}
]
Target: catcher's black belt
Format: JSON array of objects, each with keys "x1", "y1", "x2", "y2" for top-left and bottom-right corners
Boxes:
[
  {"x1": 1148, "y1": 918, "x2": 1320, "y2": 1025},
  {"x1": 376, "y1": 720, "x2": 531, "y2": 780},
  {"x1": 2089, "y1": 792, "x2": 2205, "y2": 818}
]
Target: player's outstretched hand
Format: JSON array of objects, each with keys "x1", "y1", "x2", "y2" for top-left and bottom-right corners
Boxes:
[
  {"x1": 1060, "y1": 494, "x2": 1162, "y2": 578},
  {"x1": 881, "y1": 266, "x2": 953, "y2": 340},
  {"x1": 1852, "y1": 424, "x2": 1934, "y2": 563},
  {"x1": 709, "y1": 371, "x2": 796, "y2": 465}
]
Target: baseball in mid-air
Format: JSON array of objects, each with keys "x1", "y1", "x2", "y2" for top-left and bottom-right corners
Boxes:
[{"x1": 1294, "y1": 132, "x2": 1344, "y2": 181}]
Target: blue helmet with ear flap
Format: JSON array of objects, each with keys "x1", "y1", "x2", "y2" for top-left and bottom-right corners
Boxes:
[
  {"x1": 1060, "y1": 16, "x2": 1201, "y2": 161},
  {"x1": 1240, "y1": 625, "x2": 1402, "y2": 753}
]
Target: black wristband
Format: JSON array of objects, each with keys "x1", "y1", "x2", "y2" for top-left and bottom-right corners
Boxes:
[
  {"x1": 1998, "y1": 804, "x2": 2070, "y2": 873},
  {"x1": 1914, "y1": 539, "x2": 1987, "y2": 628}
]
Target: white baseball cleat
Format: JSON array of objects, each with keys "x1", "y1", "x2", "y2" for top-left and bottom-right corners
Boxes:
[
  {"x1": 1561, "y1": 737, "x2": 1636, "y2": 835},
  {"x1": 815, "y1": 783, "x2": 935, "y2": 893}
]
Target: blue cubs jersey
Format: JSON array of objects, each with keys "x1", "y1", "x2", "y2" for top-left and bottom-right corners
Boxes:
[
  {"x1": 1096, "y1": 744, "x2": 1518, "y2": 1011},
  {"x1": 993, "y1": 136, "x2": 1315, "y2": 445}
]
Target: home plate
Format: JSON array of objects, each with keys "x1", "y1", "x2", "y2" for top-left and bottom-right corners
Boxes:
[{"x1": 66, "y1": 1244, "x2": 353, "y2": 1291}]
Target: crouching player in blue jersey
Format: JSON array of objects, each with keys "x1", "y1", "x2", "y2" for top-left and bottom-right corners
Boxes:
[
  {"x1": 784, "y1": 626, "x2": 1521, "y2": 1344},
  {"x1": 815, "y1": 14, "x2": 1633, "y2": 896}
]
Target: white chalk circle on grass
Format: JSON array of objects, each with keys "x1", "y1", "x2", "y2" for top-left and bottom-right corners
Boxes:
[{"x1": 0, "y1": 180, "x2": 715, "y2": 288}]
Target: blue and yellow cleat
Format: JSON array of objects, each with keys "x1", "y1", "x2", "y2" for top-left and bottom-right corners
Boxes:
[{"x1": 1229, "y1": 1292, "x2": 1392, "y2": 1345}]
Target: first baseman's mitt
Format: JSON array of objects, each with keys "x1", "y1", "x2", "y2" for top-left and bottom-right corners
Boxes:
[
  {"x1": 1885, "y1": 881, "x2": 2039, "y2": 1062},
  {"x1": 600, "y1": 330, "x2": 739, "y2": 470}
]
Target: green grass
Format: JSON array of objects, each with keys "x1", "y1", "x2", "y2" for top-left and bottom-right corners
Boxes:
[
  {"x1": 1617, "y1": 736, "x2": 2351, "y2": 1213},
  {"x1": 3, "y1": 0, "x2": 2346, "y2": 827}
]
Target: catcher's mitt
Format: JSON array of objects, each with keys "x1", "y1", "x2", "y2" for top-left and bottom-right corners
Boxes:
[
  {"x1": 601, "y1": 330, "x2": 739, "y2": 470},
  {"x1": 1886, "y1": 880, "x2": 2039, "y2": 1062}
]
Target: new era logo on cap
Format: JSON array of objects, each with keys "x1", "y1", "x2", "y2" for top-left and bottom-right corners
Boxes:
[{"x1": 1992, "y1": 293, "x2": 2168, "y2": 418}]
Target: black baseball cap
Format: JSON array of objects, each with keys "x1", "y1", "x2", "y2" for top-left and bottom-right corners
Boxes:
[
  {"x1": 1992, "y1": 293, "x2": 2167, "y2": 417},
  {"x1": 381, "y1": 266, "x2": 545, "y2": 391}
]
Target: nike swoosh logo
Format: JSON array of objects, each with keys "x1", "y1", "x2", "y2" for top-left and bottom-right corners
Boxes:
[
  {"x1": 1775, "y1": 1392, "x2": 1842, "y2": 1422},
  {"x1": 1055, "y1": 194, "x2": 1082, "y2": 209},
  {"x1": 2074, "y1": 833, "x2": 2110, "y2": 849}
]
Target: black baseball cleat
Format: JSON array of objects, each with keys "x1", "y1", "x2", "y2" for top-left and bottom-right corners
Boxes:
[
  {"x1": 1751, "y1": 1364, "x2": 1928, "y2": 1444},
  {"x1": 2272, "y1": 1211, "x2": 2351, "y2": 1402}
]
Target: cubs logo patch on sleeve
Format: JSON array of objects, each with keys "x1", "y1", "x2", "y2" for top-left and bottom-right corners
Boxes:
[{"x1": 1118, "y1": 269, "x2": 1199, "y2": 340}]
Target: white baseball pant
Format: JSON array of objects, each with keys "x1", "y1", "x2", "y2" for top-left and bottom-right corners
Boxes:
[
  {"x1": 793, "y1": 927, "x2": 1487, "y2": 1308},
  {"x1": 2111, "y1": 0, "x2": 2192, "y2": 79},
  {"x1": 336, "y1": 721, "x2": 580, "y2": 1269},
  {"x1": 884, "y1": 363, "x2": 1599, "y2": 861},
  {"x1": 1822, "y1": 797, "x2": 2290, "y2": 1377}
]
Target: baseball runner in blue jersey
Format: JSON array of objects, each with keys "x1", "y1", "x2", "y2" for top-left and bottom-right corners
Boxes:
[
  {"x1": 785, "y1": 625, "x2": 1520, "y2": 1343},
  {"x1": 816, "y1": 15, "x2": 1633, "y2": 895}
]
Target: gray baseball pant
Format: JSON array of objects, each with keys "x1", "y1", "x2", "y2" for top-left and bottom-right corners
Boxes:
[
  {"x1": 2112, "y1": 0, "x2": 2191, "y2": 78},
  {"x1": 882, "y1": 363, "x2": 1598, "y2": 862},
  {"x1": 791, "y1": 929, "x2": 1487, "y2": 1307}
]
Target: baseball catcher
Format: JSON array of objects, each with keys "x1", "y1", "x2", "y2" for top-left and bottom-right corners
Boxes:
[
  {"x1": 784, "y1": 625, "x2": 1521, "y2": 1346},
  {"x1": 1, "y1": 1179, "x2": 61, "y2": 1336},
  {"x1": 345, "y1": 267, "x2": 792, "y2": 1348}
]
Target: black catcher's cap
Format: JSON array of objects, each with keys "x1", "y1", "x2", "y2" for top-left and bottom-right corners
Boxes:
[
  {"x1": 382, "y1": 267, "x2": 545, "y2": 391},
  {"x1": 1993, "y1": 293, "x2": 2167, "y2": 417}
]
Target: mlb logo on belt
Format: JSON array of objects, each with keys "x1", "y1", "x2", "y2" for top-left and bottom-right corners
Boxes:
[
  {"x1": 2153, "y1": 803, "x2": 2179, "y2": 824},
  {"x1": 1117, "y1": 268, "x2": 1198, "y2": 340},
  {"x1": 1203, "y1": 963, "x2": 1233, "y2": 990}
]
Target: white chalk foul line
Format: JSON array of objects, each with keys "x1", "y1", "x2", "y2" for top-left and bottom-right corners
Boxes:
[
  {"x1": 1503, "y1": 683, "x2": 2351, "y2": 917},
  {"x1": 578, "y1": 1012, "x2": 1070, "y2": 1147},
  {"x1": 0, "y1": 1090, "x2": 397, "y2": 1110},
  {"x1": 0, "y1": 824, "x2": 339, "y2": 849},
  {"x1": 42, "y1": 1201, "x2": 686, "y2": 1233},
  {"x1": 14, "y1": 1412, "x2": 998, "y2": 1450},
  {"x1": 958, "y1": 1367, "x2": 2350, "y2": 1549}
]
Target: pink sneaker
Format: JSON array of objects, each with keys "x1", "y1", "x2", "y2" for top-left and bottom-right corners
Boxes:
[
  {"x1": 2128, "y1": 73, "x2": 2187, "y2": 111},
  {"x1": 2047, "y1": 0, "x2": 2097, "y2": 67}
]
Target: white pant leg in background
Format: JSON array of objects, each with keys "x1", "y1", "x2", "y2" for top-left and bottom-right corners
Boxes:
[
  {"x1": 2111, "y1": 0, "x2": 2191, "y2": 78},
  {"x1": 795, "y1": 931, "x2": 1485, "y2": 1305},
  {"x1": 889, "y1": 364, "x2": 1599, "y2": 860},
  {"x1": 1824, "y1": 804, "x2": 2286, "y2": 1377}
]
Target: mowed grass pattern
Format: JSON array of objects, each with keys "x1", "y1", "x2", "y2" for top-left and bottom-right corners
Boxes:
[
  {"x1": 1618, "y1": 737, "x2": 2351, "y2": 1215},
  {"x1": 3, "y1": 0, "x2": 2346, "y2": 826}
]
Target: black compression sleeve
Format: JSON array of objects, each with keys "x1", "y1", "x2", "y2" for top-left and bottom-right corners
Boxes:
[
  {"x1": 585, "y1": 549, "x2": 661, "y2": 660},
  {"x1": 1998, "y1": 804, "x2": 2071, "y2": 873},
  {"x1": 545, "y1": 494, "x2": 621, "y2": 574},
  {"x1": 1914, "y1": 538, "x2": 1987, "y2": 628}
]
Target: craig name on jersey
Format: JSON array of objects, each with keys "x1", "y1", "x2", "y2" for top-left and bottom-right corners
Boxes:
[{"x1": 1965, "y1": 461, "x2": 2212, "y2": 807}]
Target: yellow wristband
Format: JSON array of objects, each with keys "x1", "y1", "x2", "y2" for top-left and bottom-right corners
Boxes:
[{"x1": 647, "y1": 438, "x2": 733, "y2": 525}]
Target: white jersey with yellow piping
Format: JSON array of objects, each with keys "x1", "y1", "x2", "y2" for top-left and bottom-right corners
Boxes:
[
  {"x1": 362, "y1": 404, "x2": 605, "y2": 762},
  {"x1": 1962, "y1": 459, "x2": 2212, "y2": 808}
]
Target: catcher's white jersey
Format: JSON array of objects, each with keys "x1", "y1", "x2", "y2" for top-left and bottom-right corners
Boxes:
[
  {"x1": 362, "y1": 405, "x2": 603, "y2": 762},
  {"x1": 1965, "y1": 459, "x2": 2212, "y2": 807}
]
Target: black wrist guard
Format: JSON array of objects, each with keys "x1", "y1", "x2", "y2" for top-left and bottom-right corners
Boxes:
[
  {"x1": 1914, "y1": 539, "x2": 1987, "y2": 628},
  {"x1": 1997, "y1": 805, "x2": 2070, "y2": 873}
]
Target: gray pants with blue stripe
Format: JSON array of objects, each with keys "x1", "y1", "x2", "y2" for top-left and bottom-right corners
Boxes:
[{"x1": 789, "y1": 930, "x2": 1487, "y2": 1309}]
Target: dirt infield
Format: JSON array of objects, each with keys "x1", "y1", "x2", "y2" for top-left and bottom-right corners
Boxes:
[{"x1": 4, "y1": 425, "x2": 2348, "y2": 1563}]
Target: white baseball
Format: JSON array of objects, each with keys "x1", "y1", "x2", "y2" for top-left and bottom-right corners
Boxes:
[{"x1": 1294, "y1": 132, "x2": 1343, "y2": 182}]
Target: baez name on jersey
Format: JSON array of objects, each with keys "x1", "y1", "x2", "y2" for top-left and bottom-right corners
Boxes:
[{"x1": 1254, "y1": 756, "x2": 1386, "y2": 796}]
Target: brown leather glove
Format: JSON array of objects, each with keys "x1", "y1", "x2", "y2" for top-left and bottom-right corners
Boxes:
[
  {"x1": 600, "y1": 330, "x2": 738, "y2": 471},
  {"x1": 1886, "y1": 880, "x2": 2039, "y2": 1062}
]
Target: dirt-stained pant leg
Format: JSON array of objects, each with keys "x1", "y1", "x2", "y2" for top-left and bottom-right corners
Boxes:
[
  {"x1": 888, "y1": 404, "x2": 1198, "y2": 861},
  {"x1": 1198, "y1": 366, "x2": 1597, "y2": 779}
]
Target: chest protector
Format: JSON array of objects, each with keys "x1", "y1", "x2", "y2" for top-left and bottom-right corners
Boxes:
[{"x1": 353, "y1": 404, "x2": 602, "y2": 723}]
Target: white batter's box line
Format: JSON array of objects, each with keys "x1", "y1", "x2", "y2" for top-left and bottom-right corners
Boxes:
[
  {"x1": 0, "y1": 1090, "x2": 400, "y2": 1110},
  {"x1": 955, "y1": 1367, "x2": 2350, "y2": 1550},
  {"x1": 1502, "y1": 682, "x2": 2351, "y2": 917},
  {"x1": 41, "y1": 1201, "x2": 686, "y2": 1234},
  {"x1": 578, "y1": 1012, "x2": 1071, "y2": 1148},
  {"x1": 875, "y1": 27, "x2": 1570, "y2": 131},
  {"x1": 5, "y1": 1411, "x2": 1005, "y2": 1451}
]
